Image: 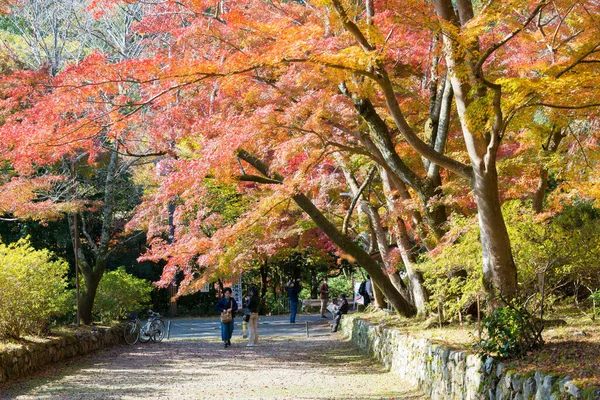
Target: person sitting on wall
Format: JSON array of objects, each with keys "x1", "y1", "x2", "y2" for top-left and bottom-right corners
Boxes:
[{"x1": 331, "y1": 293, "x2": 349, "y2": 333}]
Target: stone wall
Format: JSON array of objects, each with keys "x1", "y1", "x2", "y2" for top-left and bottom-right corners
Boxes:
[
  {"x1": 340, "y1": 316, "x2": 600, "y2": 400},
  {"x1": 0, "y1": 327, "x2": 122, "y2": 383}
]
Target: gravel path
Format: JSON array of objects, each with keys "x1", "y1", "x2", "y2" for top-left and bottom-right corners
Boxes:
[{"x1": 1, "y1": 329, "x2": 424, "y2": 400}]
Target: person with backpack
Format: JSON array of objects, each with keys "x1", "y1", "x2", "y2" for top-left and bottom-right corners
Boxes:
[
  {"x1": 358, "y1": 275, "x2": 372, "y2": 308},
  {"x1": 287, "y1": 278, "x2": 302, "y2": 323},
  {"x1": 215, "y1": 287, "x2": 238, "y2": 348}
]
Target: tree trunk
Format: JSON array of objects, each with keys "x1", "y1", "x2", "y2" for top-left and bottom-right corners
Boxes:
[
  {"x1": 372, "y1": 283, "x2": 386, "y2": 309},
  {"x1": 380, "y1": 168, "x2": 429, "y2": 313},
  {"x1": 168, "y1": 201, "x2": 178, "y2": 316},
  {"x1": 292, "y1": 193, "x2": 416, "y2": 316},
  {"x1": 533, "y1": 127, "x2": 565, "y2": 213},
  {"x1": 236, "y1": 149, "x2": 416, "y2": 316},
  {"x1": 430, "y1": 0, "x2": 518, "y2": 302},
  {"x1": 532, "y1": 168, "x2": 549, "y2": 214},
  {"x1": 338, "y1": 161, "x2": 414, "y2": 304},
  {"x1": 76, "y1": 149, "x2": 119, "y2": 324},
  {"x1": 79, "y1": 259, "x2": 106, "y2": 325},
  {"x1": 396, "y1": 219, "x2": 429, "y2": 313},
  {"x1": 474, "y1": 167, "x2": 518, "y2": 300}
]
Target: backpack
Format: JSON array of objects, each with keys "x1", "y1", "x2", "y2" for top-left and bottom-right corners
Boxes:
[{"x1": 358, "y1": 281, "x2": 367, "y2": 296}]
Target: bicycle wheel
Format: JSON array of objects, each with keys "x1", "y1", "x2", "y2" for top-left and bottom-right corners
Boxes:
[
  {"x1": 123, "y1": 321, "x2": 139, "y2": 345},
  {"x1": 139, "y1": 323, "x2": 152, "y2": 343},
  {"x1": 150, "y1": 319, "x2": 166, "y2": 343}
]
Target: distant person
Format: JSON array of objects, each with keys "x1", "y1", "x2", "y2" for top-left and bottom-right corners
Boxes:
[
  {"x1": 215, "y1": 287, "x2": 238, "y2": 348},
  {"x1": 358, "y1": 275, "x2": 372, "y2": 308},
  {"x1": 246, "y1": 286, "x2": 260, "y2": 347},
  {"x1": 319, "y1": 277, "x2": 330, "y2": 318},
  {"x1": 287, "y1": 278, "x2": 302, "y2": 324},
  {"x1": 331, "y1": 293, "x2": 349, "y2": 332}
]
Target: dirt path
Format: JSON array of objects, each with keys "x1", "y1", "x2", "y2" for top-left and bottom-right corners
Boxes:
[{"x1": 1, "y1": 332, "x2": 424, "y2": 400}]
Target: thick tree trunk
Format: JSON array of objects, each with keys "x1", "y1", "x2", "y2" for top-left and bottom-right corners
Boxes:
[
  {"x1": 76, "y1": 149, "x2": 119, "y2": 324},
  {"x1": 80, "y1": 259, "x2": 106, "y2": 325},
  {"x1": 429, "y1": 0, "x2": 519, "y2": 302},
  {"x1": 474, "y1": 166, "x2": 518, "y2": 300},
  {"x1": 372, "y1": 282, "x2": 386, "y2": 309}
]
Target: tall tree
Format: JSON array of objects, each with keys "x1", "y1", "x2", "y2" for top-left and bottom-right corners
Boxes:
[{"x1": 2, "y1": 0, "x2": 599, "y2": 313}]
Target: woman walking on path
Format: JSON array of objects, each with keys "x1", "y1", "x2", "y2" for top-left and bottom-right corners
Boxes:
[
  {"x1": 216, "y1": 288, "x2": 238, "y2": 348},
  {"x1": 246, "y1": 286, "x2": 260, "y2": 347}
]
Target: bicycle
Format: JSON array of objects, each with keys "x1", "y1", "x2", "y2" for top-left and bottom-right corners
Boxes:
[{"x1": 123, "y1": 309, "x2": 166, "y2": 345}]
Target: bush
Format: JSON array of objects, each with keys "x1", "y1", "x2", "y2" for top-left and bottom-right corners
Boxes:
[
  {"x1": 476, "y1": 303, "x2": 544, "y2": 358},
  {"x1": 0, "y1": 238, "x2": 70, "y2": 338},
  {"x1": 327, "y1": 275, "x2": 354, "y2": 300},
  {"x1": 92, "y1": 267, "x2": 153, "y2": 322},
  {"x1": 420, "y1": 214, "x2": 483, "y2": 320}
]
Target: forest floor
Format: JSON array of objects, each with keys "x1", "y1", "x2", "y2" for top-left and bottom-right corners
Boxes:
[
  {"x1": 0, "y1": 330, "x2": 424, "y2": 400},
  {"x1": 361, "y1": 306, "x2": 600, "y2": 388}
]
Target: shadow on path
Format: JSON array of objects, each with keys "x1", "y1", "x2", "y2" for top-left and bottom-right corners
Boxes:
[{"x1": 1, "y1": 331, "x2": 425, "y2": 400}]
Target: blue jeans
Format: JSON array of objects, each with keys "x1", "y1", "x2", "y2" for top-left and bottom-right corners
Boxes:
[
  {"x1": 221, "y1": 320, "x2": 234, "y2": 342},
  {"x1": 290, "y1": 301, "x2": 298, "y2": 323}
]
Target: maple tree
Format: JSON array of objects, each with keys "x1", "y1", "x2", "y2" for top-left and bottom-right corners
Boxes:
[
  {"x1": 1, "y1": 0, "x2": 599, "y2": 318},
  {"x1": 0, "y1": 0, "x2": 158, "y2": 324}
]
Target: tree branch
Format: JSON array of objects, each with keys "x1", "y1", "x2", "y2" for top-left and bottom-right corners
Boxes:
[
  {"x1": 342, "y1": 165, "x2": 376, "y2": 235},
  {"x1": 475, "y1": 1, "x2": 548, "y2": 73},
  {"x1": 330, "y1": 0, "x2": 375, "y2": 52},
  {"x1": 236, "y1": 174, "x2": 283, "y2": 185},
  {"x1": 375, "y1": 70, "x2": 473, "y2": 179}
]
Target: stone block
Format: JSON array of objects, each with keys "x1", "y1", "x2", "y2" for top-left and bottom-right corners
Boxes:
[{"x1": 523, "y1": 376, "x2": 537, "y2": 398}]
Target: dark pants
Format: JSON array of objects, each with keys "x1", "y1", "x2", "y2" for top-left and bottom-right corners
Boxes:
[
  {"x1": 221, "y1": 319, "x2": 234, "y2": 342},
  {"x1": 363, "y1": 293, "x2": 371, "y2": 307},
  {"x1": 290, "y1": 301, "x2": 298, "y2": 323},
  {"x1": 331, "y1": 313, "x2": 344, "y2": 332}
]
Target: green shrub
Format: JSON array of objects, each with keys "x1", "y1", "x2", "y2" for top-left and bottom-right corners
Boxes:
[
  {"x1": 0, "y1": 238, "x2": 70, "y2": 338},
  {"x1": 475, "y1": 303, "x2": 543, "y2": 358},
  {"x1": 327, "y1": 275, "x2": 354, "y2": 300},
  {"x1": 420, "y1": 214, "x2": 483, "y2": 320},
  {"x1": 92, "y1": 267, "x2": 153, "y2": 322}
]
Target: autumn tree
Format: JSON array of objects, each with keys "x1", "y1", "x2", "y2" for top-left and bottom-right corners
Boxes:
[
  {"x1": 0, "y1": 0, "x2": 158, "y2": 324},
  {"x1": 2, "y1": 0, "x2": 599, "y2": 316}
]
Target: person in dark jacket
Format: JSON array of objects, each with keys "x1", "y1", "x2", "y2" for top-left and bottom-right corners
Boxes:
[
  {"x1": 287, "y1": 279, "x2": 302, "y2": 324},
  {"x1": 215, "y1": 287, "x2": 238, "y2": 348},
  {"x1": 319, "y1": 277, "x2": 330, "y2": 318},
  {"x1": 246, "y1": 286, "x2": 260, "y2": 347},
  {"x1": 331, "y1": 293, "x2": 349, "y2": 333}
]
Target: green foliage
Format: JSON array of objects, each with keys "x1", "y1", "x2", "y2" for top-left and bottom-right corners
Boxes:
[
  {"x1": 327, "y1": 274, "x2": 356, "y2": 299},
  {"x1": 589, "y1": 290, "x2": 600, "y2": 316},
  {"x1": 92, "y1": 267, "x2": 153, "y2": 322},
  {"x1": 421, "y1": 201, "x2": 600, "y2": 322},
  {"x1": 420, "y1": 214, "x2": 483, "y2": 319},
  {"x1": 0, "y1": 238, "x2": 70, "y2": 338},
  {"x1": 505, "y1": 200, "x2": 600, "y2": 310},
  {"x1": 476, "y1": 303, "x2": 543, "y2": 358}
]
